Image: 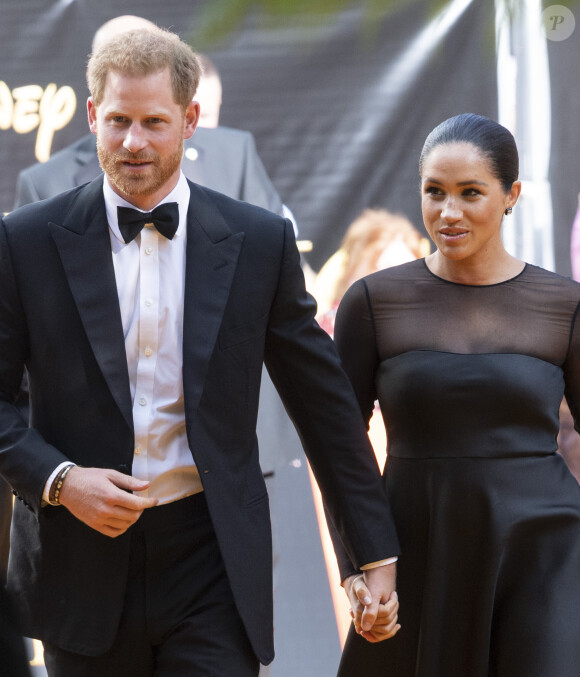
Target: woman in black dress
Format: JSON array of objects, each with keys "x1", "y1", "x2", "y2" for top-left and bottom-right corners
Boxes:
[{"x1": 336, "y1": 114, "x2": 580, "y2": 677}]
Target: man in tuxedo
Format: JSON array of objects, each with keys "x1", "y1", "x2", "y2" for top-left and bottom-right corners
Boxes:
[
  {"x1": 0, "y1": 27, "x2": 399, "y2": 675},
  {"x1": 4, "y1": 14, "x2": 285, "y2": 593}
]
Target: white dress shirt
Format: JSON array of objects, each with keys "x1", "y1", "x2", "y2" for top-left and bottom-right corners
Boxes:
[{"x1": 105, "y1": 173, "x2": 202, "y2": 504}]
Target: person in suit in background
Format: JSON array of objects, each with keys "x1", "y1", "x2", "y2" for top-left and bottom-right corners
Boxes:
[
  {"x1": 0, "y1": 26, "x2": 399, "y2": 676},
  {"x1": 195, "y1": 54, "x2": 222, "y2": 130}
]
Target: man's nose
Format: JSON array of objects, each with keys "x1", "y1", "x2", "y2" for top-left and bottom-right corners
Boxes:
[{"x1": 123, "y1": 123, "x2": 147, "y2": 153}]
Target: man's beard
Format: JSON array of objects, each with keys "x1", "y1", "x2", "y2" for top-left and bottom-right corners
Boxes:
[{"x1": 97, "y1": 140, "x2": 183, "y2": 199}]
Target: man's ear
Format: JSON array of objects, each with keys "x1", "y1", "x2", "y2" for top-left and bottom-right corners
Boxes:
[
  {"x1": 87, "y1": 97, "x2": 98, "y2": 134},
  {"x1": 183, "y1": 100, "x2": 200, "y2": 140}
]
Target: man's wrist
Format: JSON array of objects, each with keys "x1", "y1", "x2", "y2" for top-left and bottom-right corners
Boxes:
[
  {"x1": 46, "y1": 463, "x2": 75, "y2": 505},
  {"x1": 360, "y1": 556, "x2": 398, "y2": 570}
]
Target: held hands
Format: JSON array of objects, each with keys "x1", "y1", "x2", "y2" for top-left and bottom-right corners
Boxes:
[
  {"x1": 344, "y1": 563, "x2": 400, "y2": 642},
  {"x1": 59, "y1": 466, "x2": 158, "y2": 538}
]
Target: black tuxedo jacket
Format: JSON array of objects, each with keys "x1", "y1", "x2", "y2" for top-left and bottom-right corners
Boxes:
[
  {"x1": 14, "y1": 127, "x2": 283, "y2": 216},
  {"x1": 0, "y1": 177, "x2": 399, "y2": 661},
  {"x1": 13, "y1": 126, "x2": 284, "y2": 476}
]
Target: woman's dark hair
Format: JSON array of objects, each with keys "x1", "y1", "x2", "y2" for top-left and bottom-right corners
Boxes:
[{"x1": 419, "y1": 113, "x2": 519, "y2": 192}]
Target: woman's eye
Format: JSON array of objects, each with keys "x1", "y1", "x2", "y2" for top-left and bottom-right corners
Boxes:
[
  {"x1": 463, "y1": 188, "x2": 481, "y2": 197},
  {"x1": 425, "y1": 186, "x2": 443, "y2": 196}
]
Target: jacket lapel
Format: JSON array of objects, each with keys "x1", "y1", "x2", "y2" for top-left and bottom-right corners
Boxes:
[
  {"x1": 48, "y1": 176, "x2": 133, "y2": 432},
  {"x1": 182, "y1": 182, "x2": 244, "y2": 413}
]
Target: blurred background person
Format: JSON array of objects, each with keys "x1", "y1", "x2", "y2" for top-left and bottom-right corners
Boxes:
[
  {"x1": 569, "y1": 192, "x2": 580, "y2": 282},
  {"x1": 314, "y1": 207, "x2": 428, "y2": 461},
  {"x1": 196, "y1": 54, "x2": 222, "y2": 129},
  {"x1": 314, "y1": 208, "x2": 428, "y2": 338}
]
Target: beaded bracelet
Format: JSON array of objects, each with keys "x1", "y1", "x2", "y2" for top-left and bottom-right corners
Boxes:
[{"x1": 49, "y1": 464, "x2": 74, "y2": 506}]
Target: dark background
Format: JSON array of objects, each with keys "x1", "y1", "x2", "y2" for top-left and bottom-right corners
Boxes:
[
  {"x1": 1, "y1": 0, "x2": 501, "y2": 271},
  {"x1": 2, "y1": 1, "x2": 577, "y2": 273}
]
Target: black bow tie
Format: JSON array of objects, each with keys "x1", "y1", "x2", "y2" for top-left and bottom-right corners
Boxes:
[{"x1": 117, "y1": 203, "x2": 179, "y2": 244}]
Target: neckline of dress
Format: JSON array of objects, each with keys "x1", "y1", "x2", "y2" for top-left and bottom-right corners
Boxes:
[{"x1": 421, "y1": 258, "x2": 528, "y2": 288}]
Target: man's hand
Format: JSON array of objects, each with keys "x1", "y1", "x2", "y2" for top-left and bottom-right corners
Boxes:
[
  {"x1": 344, "y1": 562, "x2": 400, "y2": 642},
  {"x1": 59, "y1": 466, "x2": 158, "y2": 538}
]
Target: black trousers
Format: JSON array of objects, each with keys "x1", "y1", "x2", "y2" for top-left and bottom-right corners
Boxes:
[
  {"x1": 0, "y1": 583, "x2": 30, "y2": 677},
  {"x1": 43, "y1": 492, "x2": 259, "y2": 677},
  {"x1": 0, "y1": 476, "x2": 12, "y2": 585}
]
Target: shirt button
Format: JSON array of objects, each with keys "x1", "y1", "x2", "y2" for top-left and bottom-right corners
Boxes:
[
  {"x1": 145, "y1": 247, "x2": 153, "y2": 255},
  {"x1": 144, "y1": 347, "x2": 152, "y2": 357},
  {"x1": 134, "y1": 445, "x2": 142, "y2": 455},
  {"x1": 145, "y1": 299, "x2": 153, "y2": 307},
  {"x1": 139, "y1": 397, "x2": 147, "y2": 406}
]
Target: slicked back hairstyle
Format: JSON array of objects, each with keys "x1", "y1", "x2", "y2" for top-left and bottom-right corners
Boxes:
[
  {"x1": 419, "y1": 113, "x2": 519, "y2": 192},
  {"x1": 87, "y1": 27, "x2": 201, "y2": 111}
]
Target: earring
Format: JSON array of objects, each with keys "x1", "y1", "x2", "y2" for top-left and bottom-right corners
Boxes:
[{"x1": 504, "y1": 207, "x2": 513, "y2": 215}]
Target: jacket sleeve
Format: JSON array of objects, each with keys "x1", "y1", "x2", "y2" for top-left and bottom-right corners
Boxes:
[
  {"x1": 263, "y1": 219, "x2": 399, "y2": 576},
  {"x1": 0, "y1": 218, "x2": 69, "y2": 513}
]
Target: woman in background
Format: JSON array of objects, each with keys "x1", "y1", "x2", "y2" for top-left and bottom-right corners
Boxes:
[
  {"x1": 314, "y1": 208, "x2": 427, "y2": 466},
  {"x1": 314, "y1": 208, "x2": 427, "y2": 337},
  {"x1": 335, "y1": 113, "x2": 580, "y2": 677}
]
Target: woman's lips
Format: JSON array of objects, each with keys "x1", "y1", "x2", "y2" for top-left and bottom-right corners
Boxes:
[{"x1": 439, "y1": 227, "x2": 468, "y2": 240}]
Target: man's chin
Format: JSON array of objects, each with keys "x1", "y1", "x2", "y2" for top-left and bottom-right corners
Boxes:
[{"x1": 109, "y1": 174, "x2": 156, "y2": 198}]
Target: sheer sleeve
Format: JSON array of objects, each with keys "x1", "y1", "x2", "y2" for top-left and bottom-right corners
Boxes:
[
  {"x1": 563, "y1": 300, "x2": 580, "y2": 435},
  {"x1": 334, "y1": 278, "x2": 379, "y2": 429}
]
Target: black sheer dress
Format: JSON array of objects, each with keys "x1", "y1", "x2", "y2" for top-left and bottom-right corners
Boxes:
[{"x1": 335, "y1": 259, "x2": 580, "y2": 677}]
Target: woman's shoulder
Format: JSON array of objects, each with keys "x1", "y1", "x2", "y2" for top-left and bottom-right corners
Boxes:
[
  {"x1": 519, "y1": 264, "x2": 580, "y2": 318},
  {"x1": 359, "y1": 258, "x2": 430, "y2": 296},
  {"x1": 523, "y1": 263, "x2": 580, "y2": 295},
  {"x1": 340, "y1": 259, "x2": 428, "y2": 314}
]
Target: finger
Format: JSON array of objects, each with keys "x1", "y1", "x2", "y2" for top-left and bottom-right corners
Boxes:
[
  {"x1": 352, "y1": 578, "x2": 372, "y2": 607},
  {"x1": 107, "y1": 470, "x2": 151, "y2": 493},
  {"x1": 105, "y1": 511, "x2": 144, "y2": 527},
  {"x1": 360, "y1": 623, "x2": 401, "y2": 643},
  {"x1": 373, "y1": 599, "x2": 399, "y2": 623},
  {"x1": 100, "y1": 523, "x2": 131, "y2": 538},
  {"x1": 361, "y1": 598, "x2": 380, "y2": 632},
  {"x1": 111, "y1": 490, "x2": 158, "y2": 511},
  {"x1": 366, "y1": 610, "x2": 400, "y2": 634}
]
